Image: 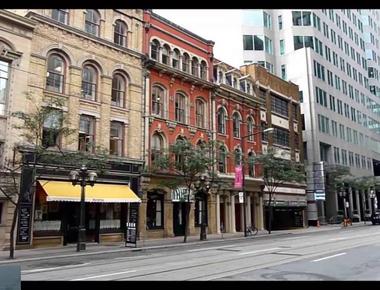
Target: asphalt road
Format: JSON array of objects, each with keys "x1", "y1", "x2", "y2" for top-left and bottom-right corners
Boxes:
[{"x1": 18, "y1": 225, "x2": 380, "y2": 281}]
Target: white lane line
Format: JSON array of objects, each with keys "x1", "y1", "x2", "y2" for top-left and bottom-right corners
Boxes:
[
  {"x1": 114, "y1": 255, "x2": 152, "y2": 260},
  {"x1": 238, "y1": 247, "x2": 281, "y2": 255},
  {"x1": 22, "y1": 263, "x2": 90, "y2": 274},
  {"x1": 329, "y1": 237, "x2": 348, "y2": 241},
  {"x1": 311, "y1": 252, "x2": 346, "y2": 262},
  {"x1": 187, "y1": 245, "x2": 235, "y2": 252},
  {"x1": 72, "y1": 270, "x2": 137, "y2": 281}
]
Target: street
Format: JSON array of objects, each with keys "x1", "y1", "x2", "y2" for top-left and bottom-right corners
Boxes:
[{"x1": 13, "y1": 224, "x2": 380, "y2": 281}]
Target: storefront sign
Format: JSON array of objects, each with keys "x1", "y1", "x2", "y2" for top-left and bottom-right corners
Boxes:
[
  {"x1": 16, "y1": 203, "x2": 32, "y2": 245},
  {"x1": 125, "y1": 203, "x2": 139, "y2": 247},
  {"x1": 172, "y1": 187, "x2": 193, "y2": 202},
  {"x1": 234, "y1": 166, "x2": 243, "y2": 189}
]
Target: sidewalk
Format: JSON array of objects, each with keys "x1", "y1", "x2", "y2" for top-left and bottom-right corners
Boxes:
[{"x1": 0, "y1": 222, "x2": 370, "y2": 264}]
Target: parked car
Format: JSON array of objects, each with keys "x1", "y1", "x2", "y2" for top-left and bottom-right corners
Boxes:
[{"x1": 371, "y1": 210, "x2": 380, "y2": 225}]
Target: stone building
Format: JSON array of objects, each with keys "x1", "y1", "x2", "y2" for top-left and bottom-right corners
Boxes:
[
  {"x1": 4, "y1": 9, "x2": 145, "y2": 249},
  {"x1": 0, "y1": 10, "x2": 35, "y2": 250}
]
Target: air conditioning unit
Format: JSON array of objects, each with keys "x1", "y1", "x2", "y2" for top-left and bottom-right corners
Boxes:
[{"x1": 260, "y1": 110, "x2": 266, "y2": 122}]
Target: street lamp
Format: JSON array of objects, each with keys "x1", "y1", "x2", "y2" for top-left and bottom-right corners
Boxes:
[
  {"x1": 69, "y1": 164, "x2": 97, "y2": 252},
  {"x1": 194, "y1": 173, "x2": 211, "y2": 241},
  {"x1": 240, "y1": 127, "x2": 274, "y2": 237},
  {"x1": 338, "y1": 186, "x2": 348, "y2": 220}
]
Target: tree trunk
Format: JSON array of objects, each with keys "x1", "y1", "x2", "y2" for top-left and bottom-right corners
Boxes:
[{"x1": 9, "y1": 201, "x2": 19, "y2": 259}]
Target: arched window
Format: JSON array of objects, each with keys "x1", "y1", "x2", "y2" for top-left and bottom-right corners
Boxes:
[
  {"x1": 218, "y1": 146, "x2": 227, "y2": 173},
  {"x1": 247, "y1": 83, "x2": 251, "y2": 94},
  {"x1": 152, "y1": 85, "x2": 165, "y2": 117},
  {"x1": 82, "y1": 64, "x2": 97, "y2": 101},
  {"x1": 248, "y1": 151, "x2": 255, "y2": 177},
  {"x1": 174, "y1": 136, "x2": 187, "y2": 165},
  {"x1": 218, "y1": 71, "x2": 224, "y2": 83},
  {"x1": 110, "y1": 121, "x2": 124, "y2": 156},
  {"x1": 247, "y1": 117, "x2": 255, "y2": 141},
  {"x1": 196, "y1": 99, "x2": 205, "y2": 128},
  {"x1": 46, "y1": 54, "x2": 65, "y2": 93},
  {"x1": 175, "y1": 93, "x2": 186, "y2": 123},
  {"x1": 192, "y1": 57, "x2": 199, "y2": 77},
  {"x1": 52, "y1": 9, "x2": 69, "y2": 24},
  {"x1": 232, "y1": 112, "x2": 241, "y2": 138},
  {"x1": 85, "y1": 9, "x2": 100, "y2": 36},
  {"x1": 217, "y1": 107, "x2": 227, "y2": 134},
  {"x1": 161, "y1": 44, "x2": 170, "y2": 65},
  {"x1": 200, "y1": 61, "x2": 207, "y2": 80},
  {"x1": 234, "y1": 148, "x2": 242, "y2": 166},
  {"x1": 172, "y1": 49, "x2": 180, "y2": 69},
  {"x1": 182, "y1": 53, "x2": 190, "y2": 73},
  {"x1": 151, "y1": 39, "x2": 160, "y2": 60},
  {"x1": 114, "y1": 20, "x2": 128, "y2": 47},
  {"x1": 151, "y1": 133, "x2": 164, "y2": 163},
  {"x1": 111, "y1": 73, "x2": 126, "y2": 107}
]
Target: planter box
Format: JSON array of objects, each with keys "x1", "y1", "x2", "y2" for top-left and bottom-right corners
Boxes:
[{"x1": 32, "y1": 236, "x2": 63, "y2": 248}]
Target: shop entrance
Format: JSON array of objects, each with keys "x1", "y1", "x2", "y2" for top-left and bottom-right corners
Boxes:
[
  {"x1": 173, "y1": 202, "x2": 186, "y2": 236},
  {"x1": 62, "y1": 203, "x2": 99, "y2": 245}
]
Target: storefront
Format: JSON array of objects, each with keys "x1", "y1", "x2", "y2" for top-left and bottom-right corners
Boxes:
[
  {"x1": 15, "y1": 153, "x2": 143, "y2": 249},
  {"x1": 264, "y1": 200, "x2": 307, "y2": 230},
  {"x1": 31, "y1": 180, "x2": 140, "y2": 247}
]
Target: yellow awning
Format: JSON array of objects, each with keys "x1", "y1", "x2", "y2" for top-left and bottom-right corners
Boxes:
[{"x1": 38, "y1": 180, "x2": 141, "y2": 203}]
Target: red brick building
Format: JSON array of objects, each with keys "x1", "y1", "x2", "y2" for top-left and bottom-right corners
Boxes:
[{"x1": 139, "y1": 10, "x2": 215, "y2": 239}]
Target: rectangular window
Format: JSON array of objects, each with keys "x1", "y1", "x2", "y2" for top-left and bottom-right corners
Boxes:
[
  {"x1": 243, "y1": 35, "x2": 253, "y2": 50},
  {"x1": 254, "y1": 35, "x2": 264, "y2": 50},
  {"x1": 334, "y1": 147, "x2": 340, "y2": 164},
  {"x1": 264, "y1": 36, "x2": 273, "y2": 54},
  {"x1": 0, "y1": 60, "x2": 9, "y2": 116},
  {"x1": 342, "y1": 149, "x2": 348, "y2": 165},
  {"x1": 146, "y1": 193, "x2": 164, "y2": 229},
  {"x1": 272, "y1": 127, "x2": 290, "y2": 147},
  {"x1": 278, "y1": 15, "x2": 283, "y2": 30},
  {"x1": 339, "y1": 124, "x2": 345, "y2": 140},
  {"x1": 280, "y1": 39, "x2": 285, "y2": 55},
  {"x1": 332, "y1": 120, "x2": 338, "y2": 137},
  {"x1": 294, "y1": 36, "x2": 304, "y2": 50},
  {"x1": 78, "y1": 115, "x2": 95, "y2": 152},
  {"x1": 293, "y1": 11, "x2": 302, "y2": 26},
  {"x1": 42, "y1": 110, "x2": 63, "y2": 148},
  {"x1": 272, "y1": 95, "x2": 288, "y2": 117},
  {"x1": 329, "y1": 95, "x2": 336, "y2": 111},
  {"x1": 263, "y1": 11, "x2": 272, "y2": 28},
  {"x1": 52, "y1": 9, "x2": 69, "y2": 24},
  {"x1": 110, "y1": 121, "x2": 124, "y2": 156},
  {"x1": 349, "y1": 152, "x2": 354, "y2": 166},
  {"x1": 281, "y1": 64, "x2": 286, "y2": 80}
]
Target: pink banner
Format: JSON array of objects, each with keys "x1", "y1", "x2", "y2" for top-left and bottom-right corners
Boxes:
[{"x1": 234, "y1": 165, "x2": 243, "y2": 189}]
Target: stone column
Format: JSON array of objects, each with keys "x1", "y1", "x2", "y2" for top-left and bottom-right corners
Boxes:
[
  {"x1": 240, "y1": 203, "x2": 244, "y2": 232},
  {"x1": 355, "y1": 189, "x2": 361, "y2": 221},
  {"x1": 258, "y1": 194, "x2": 264, "y2": 230},
  {"x1": 348, "y1": 187, "x2": 354, "y2": 218},
  {"x1": 230, "y1": 193, "x2": 236, "y2": 233},
  {"x1": 164, "y1": 197, "x2": 174, "y2": 238},
  {"x1": 335, "y1": 190, "x2": 339, "y2": 212},
  {"x1": 179, "y1": 55, "x2": 183, "y2": 71},
  {"x1": 361, "y1": 189, "x2": 367, "y2": 220},
  {"x1": 246, "y1": 195, "x2": 252, "y2": 227},
  {"x1": 367, "y1": 188, "x2": 373, "y2": 215},
  {"x1": 158, "y1": 47, "x2": 163, "y2": 63},
  {"x1": 208, "y1": 193, "x2": 217, "y2": 234},
  {"x1": 138, "y1": 192, "x2": 147, "y2": 241},
  {"x1": 224, "y1": 196, "x2": 229, "y2": 232},
  {"x1": 189, "y1": 202, "x2": 196, "y2": 235},
  {"x1": 216, "y1": 193, "x2": 220, "y2": 234}
]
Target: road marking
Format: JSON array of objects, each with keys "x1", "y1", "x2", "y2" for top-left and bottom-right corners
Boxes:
[
  {"x1": 238, "y1": 247, "x2": 281, "y2": 255},
  {"x1": 72, "y1": 270, "x2": 137, "y2": 281},
  {"x1": 114, "y1": 255, "x2": 152, "y2": 260},
  {"x1": 22, "y1": 263, "x2": 90, "y2": 274},
  {"x1": 311, "y1": 252, "x2": 346, "y2": 262},
  {"x1": 187, "y1": 245, "x2": 235, "y2": 252},
  {"x1": 329, "y1": 237, "x2": 348, "y2": 241}
]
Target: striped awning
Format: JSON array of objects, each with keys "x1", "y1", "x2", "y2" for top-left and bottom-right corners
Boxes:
[{"x1": 171, "y1": 186, "x2": 193, "y2": 202}]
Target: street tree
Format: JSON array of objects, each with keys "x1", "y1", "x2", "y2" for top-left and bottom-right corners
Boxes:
[
  {"x1": 252, "y1": 148, "x2": 305, "y2": 234},
  {"x1": 0, "y1": 94, "x2": 107, "y2": 259},
  {"x1": 151, "y1": 138, "x2": 216, "y2": 243}
]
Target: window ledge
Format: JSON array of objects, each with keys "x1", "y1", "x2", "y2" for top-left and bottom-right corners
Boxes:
[
  {"x1": 79, "y1": 98, "x2": 101, "y2": 106},
  {"x1": 217, "y1": 133, "x2": 228, "y2": 137},
  {"x1": 43, "y1": 89, "x2": 69, "y2": 99},
  {"x1": 146, "y1": 227, "x2": 164, "y2": 231},
  {"x1": 111, "y1": 106, "x2": 129, "y2": 113}
]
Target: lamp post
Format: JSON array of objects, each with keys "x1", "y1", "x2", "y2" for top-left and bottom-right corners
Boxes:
[
  {"x1": 69, "y1": 164, "x2": 97, "y2": 252},
  {"x1": 240, "y1": 127, "x2": 274, "y2": 237},
  {"x1": 339, "y1": 186, "x2": 347, "y2": 220},
  {"x1": 194, "y1": 174, "x2": 211, "y2": 241}
]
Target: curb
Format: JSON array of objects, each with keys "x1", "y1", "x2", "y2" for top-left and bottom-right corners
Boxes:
[{"x1": 0, "y1": 224, "x2": 368, "y2": 264}]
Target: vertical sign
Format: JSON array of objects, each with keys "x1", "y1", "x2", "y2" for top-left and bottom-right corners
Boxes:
[
  {"x1": 16, "y1": 168, "x2": 34, "y2": 245},
  {"x1": 234, "y1": 165, "x2": 243, "y2": 189},
  {"x1": 125, "y1": 203, "x2": 139, "y2": 247},
  {"x1": 313, "y1": 162, "x2": 326, "y2": 200}
]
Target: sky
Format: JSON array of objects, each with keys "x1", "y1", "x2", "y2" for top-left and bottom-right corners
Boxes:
[{"x1": 154, "y1": 9, "x2": 243, "y2": 68}]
